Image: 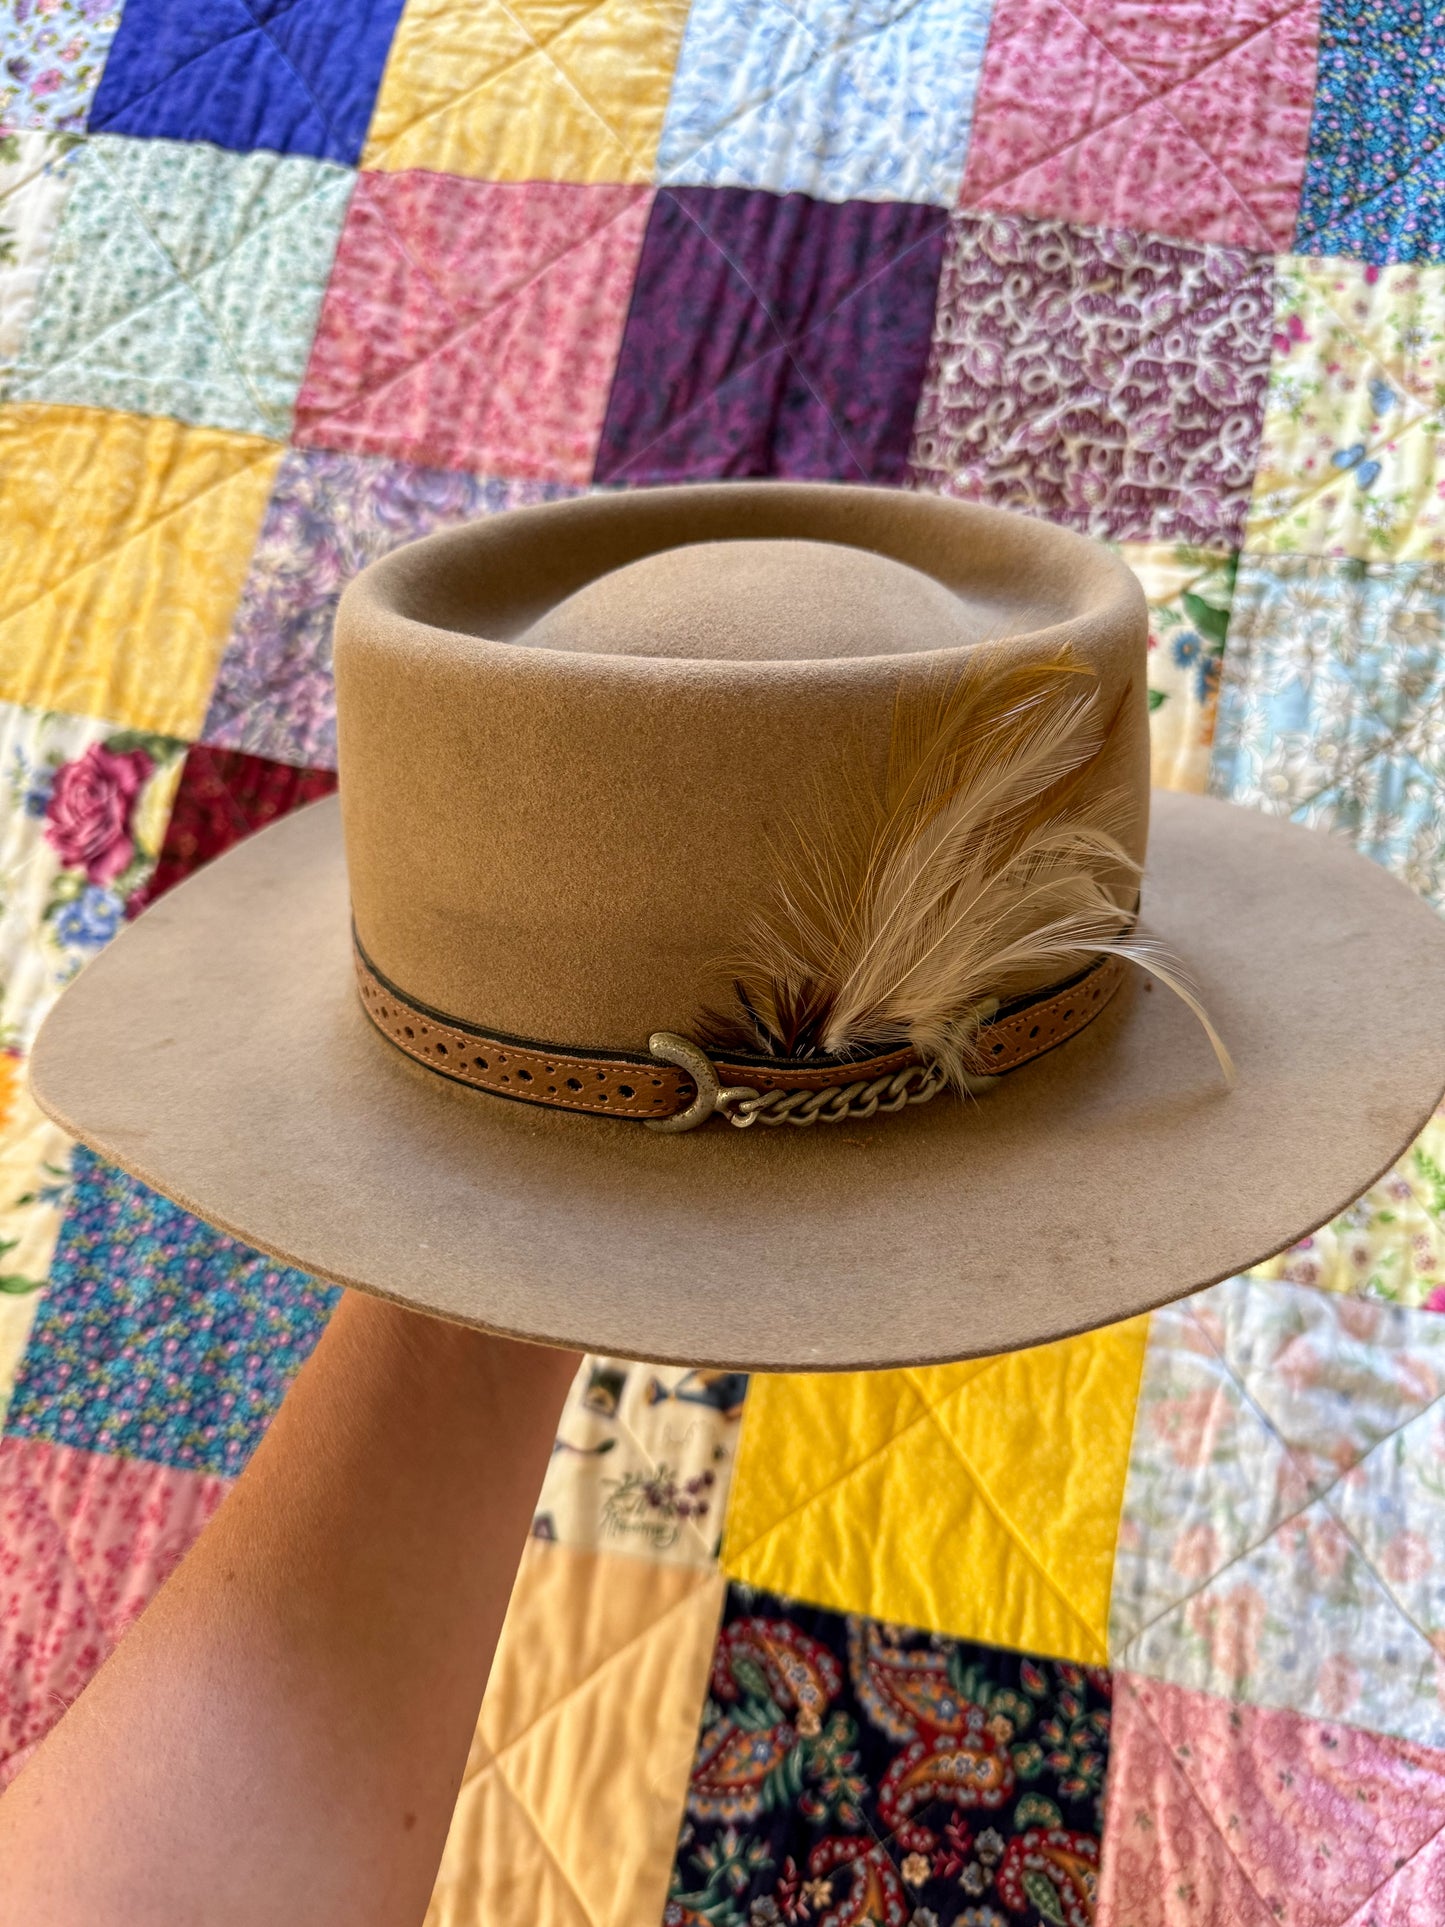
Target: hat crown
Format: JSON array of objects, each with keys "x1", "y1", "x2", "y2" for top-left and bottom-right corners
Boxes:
[
  {"x1": 521, "y1": 539, "x2": 988, "y2": 663},
  {"x1": 335, "y1": 485, "x2": 1149, "y2": 1052}
]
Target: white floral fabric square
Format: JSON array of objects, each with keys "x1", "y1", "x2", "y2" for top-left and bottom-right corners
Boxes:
[
  {"x1": 1110, "y1": 1275, "x2": 1445, "y2": 1748},
  {"x1": 0, "y1": 130, "x2": 80, "y2": 384}
]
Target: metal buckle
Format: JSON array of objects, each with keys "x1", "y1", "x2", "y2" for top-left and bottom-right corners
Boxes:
[{"x1": 644, "y1": 1032, "x2": 758, "y2": 1132}]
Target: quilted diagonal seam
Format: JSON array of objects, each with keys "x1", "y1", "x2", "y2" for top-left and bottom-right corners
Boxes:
[
  {"x1": 966, "y1": 0, "x2": 1310, "y2": 248},
  {"x1": 233, "y1": 0, "x2": 351, "y2": 155}
]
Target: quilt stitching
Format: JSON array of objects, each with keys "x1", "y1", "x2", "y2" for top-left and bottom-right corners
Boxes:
[
  {"x1": 298, "y1": 187, "x2": 646, "y2": 443},
  {"x1": 902, "y1": 1368, "x2": 1108, "y2": 1660},
  {"x1": 658, "y1": 0, "x2": 941, "y2": 174},
  {"x1": 968, "y1": 0, "x2": 1307, "y2": 247},
  {"x1": 0, "y1": 435, "x2": 278, "y2": 637},
  {"x1": 88, "y1": 25, "x2": 272, "y2": 126},
  {"x1": 231, "y1": 0, "x2": 350, "y2": 157},
  {"x1": 598, "y1": 200, "x2": 945, "y2": 482},
  {"x1": 365, "y1": 0, "x2": 645, "y2": 175},
  {"x1": 476, "y1": 1763, "x2": 600, "y2": 1927}
]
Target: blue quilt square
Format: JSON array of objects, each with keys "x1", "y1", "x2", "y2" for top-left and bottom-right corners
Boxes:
[
  {"x1": 1296, "y1": 0, "x2": 1445, "y2": 263},
  {"x1": 4, "y1": 1148, "x2": 338, "y2": 1477},
  {"x1": 88, "y1": 0, "x2": 409, "y2": 165}
]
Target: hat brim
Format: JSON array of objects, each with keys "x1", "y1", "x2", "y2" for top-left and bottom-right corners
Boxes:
[{"x1": 29, "y1": 791, "x2": 1445, "y2": 1371}]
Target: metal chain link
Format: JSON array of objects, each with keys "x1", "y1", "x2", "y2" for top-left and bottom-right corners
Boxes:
[{"x1": 717, "y1": 1063, "x2": 949, "y2": 1128}]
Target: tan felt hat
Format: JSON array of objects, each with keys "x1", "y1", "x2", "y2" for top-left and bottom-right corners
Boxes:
[{"x1": 29, "y1": 484, "x2": 1445, "y2": 1370}]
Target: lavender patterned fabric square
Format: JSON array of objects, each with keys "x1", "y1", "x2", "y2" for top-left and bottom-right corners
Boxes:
[
  {"x1": 907, "y1": 212, "x2": 1275, "y2": 547},
  {"x1": 202, "y1": 449, "x2": 574, "y2": 769},
  {"x1": 594, "y1": 186, "x2": 946, "y2": 486}
]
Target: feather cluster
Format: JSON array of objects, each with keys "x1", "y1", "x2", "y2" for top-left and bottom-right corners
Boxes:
[{"x1": 703, "y1": 647, "x2": 1232, "y2": 1089}]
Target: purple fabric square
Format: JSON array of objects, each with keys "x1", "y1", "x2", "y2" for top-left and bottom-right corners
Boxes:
[
  {"x1": 594, "y1": 187, "x2": 947, "y2": 486},
  {"x1": 202, "y1": 449, "x2": 573, "y2": 770},
  {"x1": 908, "y1": 212, "x2": 1275, "y2": 547}
]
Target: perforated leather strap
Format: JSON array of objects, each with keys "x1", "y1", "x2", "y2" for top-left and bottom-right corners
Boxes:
[{"x1": 353, "y1": 936, "x2": 1127, "y2": 1126}]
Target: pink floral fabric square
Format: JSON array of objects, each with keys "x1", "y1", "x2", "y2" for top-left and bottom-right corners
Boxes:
[
  {"x1": 0, "y1": 1436, "x2": 228, "y2": 1778},
  {"x1": 959, "y1": 0, "x2": 1320, "y2": 252},
  {"x1": 1100, "y1": 1674, "x2": 1445, "y2": 1925},
  {"x1": 293, "y1": 176, "x2": 652, "y2": 483},
  {"x1": 908, "y1": 212, "x2": 1274, "y2": 547}
]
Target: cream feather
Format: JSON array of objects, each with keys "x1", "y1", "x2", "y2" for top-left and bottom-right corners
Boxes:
[{"x1": 703, "y1": 648, "x2": 1234, "y2": 1089}]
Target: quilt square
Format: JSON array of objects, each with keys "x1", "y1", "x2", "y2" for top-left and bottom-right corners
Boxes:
[
  {"x1": 723, "y1": 1318, "x2": 1149, "y2": 1665},
  {"x1": 430, "y1": 1539, "x2": 724, "y2": 1927},
  {"x1": 533, "y1": 1359, "x2": 746, "y2": 1569},
  {"x1": 656, "y1": 0, "x2": 996, "y2": 207},
  {"x1": 362, "y1": 0, "x2": 691, "y2": 183},
  {"x1": 595, "y1": 187, "x2": 946, "y2": 485},
  {"x1": 0, "y1": 702, "x2": 184, "y2": 1054},
  {"x1": 0, "y1": 1078, "x2": 74, "y2": 1429},
  {"x1": 907, "y1": 213, "x2": 1274, "y2": 547},
  {"x1": 134, "y1": 744, "x2": 337, "y2": 912},
  {"x1": 1211, "y1": 553, "x2": 1445, "y2": 905},
  {"x1": 1296, "y1": 0, "x2": 1445, "y2": 264},
  {"x1": 0, "y1": 405, "x2": 280, "y2": 736},
  {"x1": 0, "y1": 131, "x2": 81, "y2": 384},
  {"x1": 1245, "y1": 256, "x2": 1445, "y2": 562},
  {"x1": 1122, "y1": 543, "x2": 1237, "y2": 794},
  {"x1": 5, "y1": 1147, "x2": 337, "y2": 1478},
  {"x1": 87, "y1": 0, "x2": 409, "y2": 165},
  {"x1": 0, "y1": 1436, "x2": 228, "y2": 1781},
  {"x1": 958, "y1": 0, "x2": 1319, "y2": 252},
  {"x1": 202, "y1": 451, "x2": 573, "y2": 770},
  {"x1": 6, "y1": 135, "x2": 354, "y2": 441},
  {"x1": 1110, "y1": 1274, "x2": 1445, "y2": 1749},
  {"x1": 0, "y1": 0, "x2": 122, "y2": 134},
  {"x1": 1099, "y1": 1675, "x2": 1445, "y2": 1926},
  {"x1": 295, "y1": 175, "x2": 649, "y2": 484},
  {"x1": 670, "y1": 1583, "x2": 1109, "y2": 1927},
  {"x1": 1251, "y1": 1102, "x2": 1445, "y2": 1310}
]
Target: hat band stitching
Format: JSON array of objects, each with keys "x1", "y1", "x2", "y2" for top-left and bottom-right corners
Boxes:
[{"x1": 351, "y1": 933, "x2": 1128, "y2": 1128}]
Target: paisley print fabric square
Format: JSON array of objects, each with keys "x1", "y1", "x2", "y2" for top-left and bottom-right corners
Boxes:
[
  {"x1": 295, "y1": 175, "x2": 649, "y2": 484},
  {"x1": 6, "y1": 136, "x2": 355, "y2": 442},
  {"x1": 906, "y1": 213, "x2": 1274, "y2": 547},
  {"x1": 202, "y1": 450, "x2": 574, "y2": 771},
  {"x1": 1121, "y1": 543, "x2": 1237, "y2": 794},
  {"x1": 0, "y1": 131, "x2": 81, "y2": 385},
  {"x1": 0, "y1": 1437, "x2": 228, "y2": 1782},
  {"x1": 958, "y1": 0, "x2": 1319, "y2": 252},
  {"x1": 1212, "y1": 553, "x2": 1445, "y2": 905},
  {"x1": 669, "y1": 1585, "x2": 1108, "y2": 1927},
  {"x1": 533, "y1": 1358, "x2": 746, "y2": 1569},
  {"x1": 1110, "y1": 1275, "x2": 1445, "y2": 1749},
  {"x1": 5, "y1": 1148, "x2": 337, "y2": 1478},
  {"x1": 1245, "y1": 256, "x2": 1445, "y2": 561},
  {"x1": 0, "y1": 406, "x2": 280, "y2": 737},
  {"x1": 1099, "y1": 1674, "x2": 1445, "y2": 1926},
  {"x1": 134, "y1": 744, "x2": 338, "y2": 913},
  {"x1": 656, "y1": 0, "x2": 997, "y2": 207},
  {"x1": 594, "y1": 187, "x2": 946, "y2": 485},
  {"x1": 0, "y1": 0, "x2": 122, "y2": 135},
  {"x1": 1296, "y1": 0, "x2": 1445, "y2": 264},
  {"x1": 87, "y1": 0, "x2": 409, "y2": 164}
]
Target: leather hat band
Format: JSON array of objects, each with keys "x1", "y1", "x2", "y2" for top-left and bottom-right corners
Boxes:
[{"x1": 353, "y1": 934, "x2": 1127, "y2": 1131}]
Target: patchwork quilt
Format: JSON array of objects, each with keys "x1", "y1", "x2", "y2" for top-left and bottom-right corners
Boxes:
[{"x1": 3, "y1": 2, "x2": 1445, "y2": 1922}]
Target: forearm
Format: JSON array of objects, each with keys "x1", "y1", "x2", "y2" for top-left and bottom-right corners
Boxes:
[{"x1": 0, "y1": 1291, "x2": 580, "y2": 1927}]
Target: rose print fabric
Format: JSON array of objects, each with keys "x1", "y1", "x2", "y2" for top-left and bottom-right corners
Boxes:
[{"x1": 907, "y1": 212, "x2": 1275, "y2": 546}]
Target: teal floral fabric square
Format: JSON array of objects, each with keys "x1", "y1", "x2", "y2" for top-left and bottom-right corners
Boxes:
[
  {"x1": 6, "y1": 134, "x2": 354, "y2": 440},
  {"x1": 0, "y1": 0, "x2": 123, "y2": 136},
  {"x1": 1211, "y1": 554, "x2": 1445, "y2": 906}
]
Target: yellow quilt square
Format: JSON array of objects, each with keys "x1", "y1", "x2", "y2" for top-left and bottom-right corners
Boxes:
[
  {"x1": 0, "y1": 405, "x2": 279, "y2": 739},
  {"x1": 363, "y1": 0, "x2": 691, "y2": 183},
  {"x1": 723, "y1": 1316, "x2": 1151, "y2": 1665},
  {"x1": 428, "y1": 1538, "x2": 724, "y2": 1927}
]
